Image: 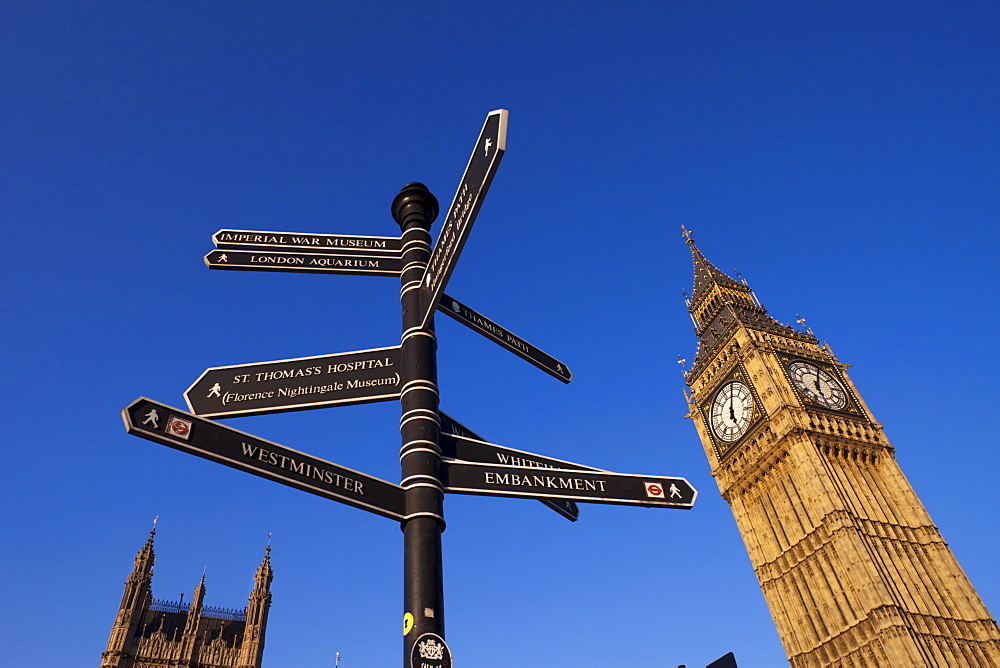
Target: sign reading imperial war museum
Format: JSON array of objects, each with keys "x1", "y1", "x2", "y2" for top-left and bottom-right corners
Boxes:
[
  {"x1": 213, "y1": 229, "x2": 402, "y2": 255},
  {"x1": 185, "y1": 346, "x2": 402, "y2": 418}
]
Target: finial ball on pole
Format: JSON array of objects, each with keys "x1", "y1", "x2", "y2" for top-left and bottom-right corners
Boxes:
[{"x1": 392, "y1": 182, "x2": 439, "y2": 229}]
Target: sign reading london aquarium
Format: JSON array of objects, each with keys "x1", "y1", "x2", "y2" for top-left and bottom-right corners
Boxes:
[
  {"x1": 185, "y1": 346, "x2": 402, "y2": 418},
  {"x1": 204, "y1": 249, "x2": 403, "y2": 276},
  {"x1": 124, "y1": 110, "x2": 697, "y2": 667}
]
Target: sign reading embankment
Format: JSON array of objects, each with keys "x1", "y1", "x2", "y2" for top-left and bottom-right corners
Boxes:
[
  {"x1": 185, "y1": 346, "x2": 402, "y2": 418},
  {"x1": 123, "y1": 398, "x2": 405, "y2": 520},
  {"x1": 441, "y1": 461, "x2": 697, "y2": 509}
]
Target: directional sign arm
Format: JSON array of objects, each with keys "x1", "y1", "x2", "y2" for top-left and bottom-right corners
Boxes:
[
  {"x1": 185, "y1": 346, "x2": 403, "y2": 419},
  {"x1": 437, "y1": 294, "x2": 572, "y2": 383},
  {"x1": 438, "y1": 431, "x2": 600, "y2": 474},
  {"x1": 205, "y1": 249, "x2": 402, "y2": 276},
  {"x1": 440, "y1": 460, "x2": 697, "y2": 509},
  {"x1": 439, "y1": 412, "x2": 580, "y2": 521},
  {"x1": 419, "y1": 109, "x2": 508, "y2": 330},
  {"x1": 213, "y1": 229, "x2": 402, "y2": 255},
  {"x1": 123, "y1": 398, "x2": 406, "y2": 521}
]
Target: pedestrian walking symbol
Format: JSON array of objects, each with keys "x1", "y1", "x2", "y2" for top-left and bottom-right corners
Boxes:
[{"x1": 142, "y1": 409, "x2": 159, "y2": 429}]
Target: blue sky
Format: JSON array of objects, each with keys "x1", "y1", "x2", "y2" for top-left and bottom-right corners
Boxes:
[{"x1": 3, "y1": 2, "x2": 999, "y2": 666}]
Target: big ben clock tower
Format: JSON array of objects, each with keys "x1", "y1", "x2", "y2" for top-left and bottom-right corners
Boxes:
[{"x1": 680, "y1": 228, "x2": 1000, "y2": 666}]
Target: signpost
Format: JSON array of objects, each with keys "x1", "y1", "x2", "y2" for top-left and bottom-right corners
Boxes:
[
  {"x1": 205, "y1": 249, "x2": 402, "y2": 276},
  {"x1": 438, "y1": 294, "x2": 572, "y2": 383},
  {"x1": 441, "y1": 461, "x2": 697, "y2": 509},
  {"x1": 185, "y1": 346, "x2": 402, "y2": 418},
  {"x1": 213, "y1": 229, "x2": 402, "y2": 255},
  {"x1": 419, "y1": 109, "x2": 507, "y2": 330},
  {"x1": 439, "y1": 412, "x2": 583, "y2": 521},
  {"x1": 123, "y1": 397, "x2": 406, "y2": 520},
  {"x1": 124, "y1": 110, "x2": 698, "y2": 667}
]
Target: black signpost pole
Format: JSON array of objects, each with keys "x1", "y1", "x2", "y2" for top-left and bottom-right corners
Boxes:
[{"x1": 392, "y1": 183, "x2": 447, "y2": 665}]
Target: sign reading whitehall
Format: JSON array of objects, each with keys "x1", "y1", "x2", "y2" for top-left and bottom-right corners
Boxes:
[
  {"x1": 439, "y1": 431, "x2": 600, "y2": 475},
  {"x1": 441, "y1": 461, "x2": 697, "y2": 509},
  {"x1": 439, "y1": 412, "x2": 581, "y2": 521},
  {"x1": 205, "y1": 249, "x2": 402, "y2": 276},
  {"x1": 419, "y1": 109, "x2": 508, "y2": 330},
  {"x1": 185, "y1": 346, "x2": 402, "y2": 418},
  {"x1": 213, "y1": 229, "x2": 402, "y2": 255},
  {"x1": 438, "y1": 294, "x2": 572, "y2": 383},
  {"x1": 123, "y1": 398, "x2": 406, "y2": 520}
]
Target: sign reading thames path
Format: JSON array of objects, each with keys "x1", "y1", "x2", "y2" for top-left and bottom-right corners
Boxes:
[
  {"x1": 437, "y1": 294, "x2": 572, "y2": 383},
  {"x1": 123, "y1": 110, "x2": 696, "y2": 667}
]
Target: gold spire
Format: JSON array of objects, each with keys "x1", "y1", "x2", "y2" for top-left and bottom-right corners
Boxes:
[
  {"x1": 681, "y1": 226, "x2": 744, "y2": 307},
  {"x1": 254, "y1": 533, "x2": 274, "y2": 589}
]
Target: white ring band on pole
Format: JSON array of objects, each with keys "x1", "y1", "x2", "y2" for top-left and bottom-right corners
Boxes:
[
  {"x1": 402, "y1": 511, "x2": 446, "y2": 526},
  {"x1": 402, "y1": 244, "x2": 431, "y2": 255},
  {"x1": 400, "y1": 407, "x2": 439, "y2": 422},
  {"x1": 400, "y1": 415, "x2": 440, "y2": 431},
  {"x1": 400, "y1": 280, "x2": 423, "y2": 293},
  {"x1": 401, "y1": 326, "x2": 436, "y2": 341},
  {"x1": 401, "y1": 379, "x2": 438, "y2": 395},
  {"x1": 400, "y1": 439, "x2": 439, "y2": 451},
  {"x1": 401, "y1": 475, "x2": 445, "y2": 489},
  {"x1": 400, "y1": 447, "x2": 443, "y2": 461}
]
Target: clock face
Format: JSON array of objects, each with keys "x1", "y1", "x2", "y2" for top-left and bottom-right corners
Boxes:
[
  {"x1": 710, "y1": 381, "x2": 755, "y2": 442},
  {"x1": 788, "y1": 361, "x2": 847, "y2": 409}
]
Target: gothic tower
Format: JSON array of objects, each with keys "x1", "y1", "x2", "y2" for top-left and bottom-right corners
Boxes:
[
  {"x1": 237, "y1": 542, "x2": 273, "y2": 668},
  {"x1": 101, "y1": 526, "x2": 273, "y2": 668},
  {"x1": 680, "y1": 229, "x2": 1000, "y2": 666}
]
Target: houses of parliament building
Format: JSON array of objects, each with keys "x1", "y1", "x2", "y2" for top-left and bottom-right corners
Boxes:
[{"x1": 100, "y1": 524, "x2": 272, "y2": 668}]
